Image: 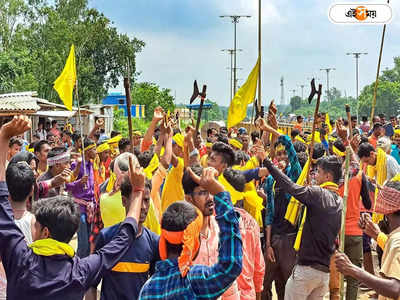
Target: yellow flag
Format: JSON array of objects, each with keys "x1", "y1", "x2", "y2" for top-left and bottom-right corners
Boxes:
[
  {"x1": 53, "y1": 45, "x2": 77, "y2": 111},
  {"x1": 227, "y1": 57, "x2": 260, "y2": 129},
  {"x1": 325, "y1": 113, "x2": 332, "y2": 134}
]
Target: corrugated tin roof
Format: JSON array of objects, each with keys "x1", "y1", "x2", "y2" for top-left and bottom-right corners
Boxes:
[{"x1": 0, "y1": 92, "x2": 41, "y2": 113}]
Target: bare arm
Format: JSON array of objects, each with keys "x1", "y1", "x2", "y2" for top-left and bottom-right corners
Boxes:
[
  {"x1": 160, "y1": 126, "x2": 173, "y2": 169},
  {"x1": 143, "y1": 106, "x2": 163, "y2": 145}
]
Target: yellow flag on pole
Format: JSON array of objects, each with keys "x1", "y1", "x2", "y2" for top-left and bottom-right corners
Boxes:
[
  {"x1": 53, "y1": 45, "x2": 77, "y2": 111},
  {"x1": 227, "y1": 57, "x2": 260, "y2": 129}
]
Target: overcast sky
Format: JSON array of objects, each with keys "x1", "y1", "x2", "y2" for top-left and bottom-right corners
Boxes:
[{"x1": 90, "y1": 0, "x2": 400, "y2": 107}]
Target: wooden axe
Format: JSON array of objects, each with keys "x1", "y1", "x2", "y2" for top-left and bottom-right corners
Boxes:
[
  {"x1": 306, "y1": 78, "x2": 323, "y2": 184},
  {"x1": 189, "y1": 80, "x2": 207, "y2": 134}
]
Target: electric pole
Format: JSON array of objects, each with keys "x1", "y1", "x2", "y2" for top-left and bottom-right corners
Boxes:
[
  {"x1": 220, "y1": 15, "x2": 251, "y2": 95},
  {"x1": 320, "y1": 68, "x2": 336, "y2": 102},
  {"x1": 222, "y1": 49, "x2": 242, "y2": 101},
  {"x1": 298, "y1": 84, "x2": 305, "y2": 100},
  {"x1": 280, "y1": 76, "x2": 285, "y2": 105},
  {"x1": 346, "y1": 52, "x2": 368, "y2": 119}
]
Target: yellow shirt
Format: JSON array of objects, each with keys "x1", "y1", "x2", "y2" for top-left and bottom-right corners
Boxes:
[
  {"x1": 161, "y1": 157, "x2": 184, "y2": 213},
  {"x1": 379, "y1": 227, "x2": 400, "y2": 300},
  {"x1": 100, "y1": 191, "x2": 125, "y2": 228}
]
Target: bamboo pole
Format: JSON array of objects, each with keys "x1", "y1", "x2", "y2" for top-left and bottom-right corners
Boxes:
[
  {"x1": 339, "y1": 147, "x2": 351, "y2": 300},
  {"x1": 257, "y1": 0, "x2": 261, "y2": 112}
]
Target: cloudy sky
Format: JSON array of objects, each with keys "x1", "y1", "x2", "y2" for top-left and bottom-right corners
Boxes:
[{"x1": 90, "y1": 0, "x2": 400, "y2": 107}]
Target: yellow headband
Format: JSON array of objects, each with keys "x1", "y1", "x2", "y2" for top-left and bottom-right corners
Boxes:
[
  {"x1": 295, "y1": 135, "x2": 306, "y2": 144},
  {"x1": 96, "y1": 142, "x2": 110, "y2": 153},
  {"x1": 108, "y1": 135, "x2": 122, "y2": 145},
  {"x1": 332, "y1": 145, "x2": 345, "y2": 157},
  {"x1": 84, "y1": 144, "x2": 96, "y2": 151},
  {"x1": 133, "y1": 130, "x2": 142, "y2": 137},
  {"x1": 173, "y1": 133, "x2": 184, "y2": 149},
  {"x1": 206, "y1": 142, "x2": 212, "y2": 148},
  {"x1": 229, "y1": 139, "x2": 243, "y2": 150},
  {"x1": 395, "y1": 129, "x2": 400, "y2": 137},
  {"x1": 144, "y1": 154, "x2": 159, "y2": 179}
]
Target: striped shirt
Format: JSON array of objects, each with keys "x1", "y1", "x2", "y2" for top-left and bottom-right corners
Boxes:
[{"x1": 139, "y1": 191, "x2": 243, "y2": 300}]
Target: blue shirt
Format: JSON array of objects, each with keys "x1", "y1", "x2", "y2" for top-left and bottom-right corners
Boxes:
[
  {"x1": 95, "y1": 223, "x2": 160, "y2": 300},
  {"x1": 264, "y1": 135, "x2": 301, "y2": 234},
  {"x1": 391, "y1": 144, "x2": 400, "y2": 165},
  {"x1": 139, "y1": 191, "x2": 243, "y2": 300}
]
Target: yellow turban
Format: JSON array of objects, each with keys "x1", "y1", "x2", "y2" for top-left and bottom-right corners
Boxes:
[
  {"x1": 97, "y1": 142, "x2": 110, "y2": 153},
  {"x1": 108, "y1": 135, "x2": 122, "y2": 145},
  {"x1": 229, "y1": 139, "x2": 243, "y2": 150}
]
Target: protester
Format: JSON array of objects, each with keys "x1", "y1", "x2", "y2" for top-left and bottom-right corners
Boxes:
[
  {"x1": 49, "y1": 120, "x2": 61, "y2": 138},
  {"x1": 139, "y1": 167, "x2": 243, "y2": 299},
  {"x1": 0, "y1": 115, "x2": 145, "y2": 300},
  {"x1": 34, "y1": 140, "x2": 51, "y2": 176},
  {"x1": 335, "y1": 179, "x2": 400, "y2": 300},
  {"x1": 6, "y1": 137, "x2": 22, "y2": 164}
]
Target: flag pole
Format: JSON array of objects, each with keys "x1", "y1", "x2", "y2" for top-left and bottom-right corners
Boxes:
[
  {"x1": 75, "y1": 79, "x2": 87, "y2": 178},
  {"x1": 257, "y1": 0, "x2": 262, "y2": 113}
]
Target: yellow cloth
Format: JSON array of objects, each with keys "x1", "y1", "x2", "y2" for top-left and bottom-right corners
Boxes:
[
  {"x1": 144, "y1": 154, "x2": 159, "y2": 179},
  {"x1": 143, "y1": 199, "x2": 161, "y2": 235},
  {"x1": 243, "y1": 189, "x2": 264, "y2": 228},
  {"x1": 172, "y1": 133, "x2": 184, "y2": 149},
  {"x1": 97, "y1": 142, "x2": 110, "y2": 153},
  {"x1": 285, "y1": 158, "x2": 310, "y2": 225},
  {"x1": 200, "y1": 154, "x2": 208, "y2": 167},
  {"x1": 84, "y1": 143, "x2": 96, "y2": 151},
  {"x1": 325, "y1": 113, "x2": 332, "y2": 134},
  {"x1": 295, "y1": 135, "x2": 306, "y2": 144},
  {"x1": 100, "y1": 191, "x2": 125, "y2": 228},
  {"x1": 29, "y1": 238, "x2": 75, "y2": 257},
  {"x1": 219, "y1": 174, "x2": 244, "y2": 205},
  {"x1": 377, "y1": 232, "x2": 388, "y2": 250},
  {"x1": 106, "y1": 172, "x2": 117, "y2": 193},
  {"x1": 53, "y1": 45, "x2": 76, "y2": 111},
  {"x1": 205, "y1": 142, "x2": 212, "y2": 148},
  {"x1": 367, "y1": 148, "x2": 387, "y2": 223},
  {"x1": 293, "y1": 182, "x2": 338, "y2": 251},
  {"x1": 227, "y1": 57, "x2": 260, "y2": 128},
  {"x1": 108, "y1": 135, "x2": 122, "y2": 144},
  {"x1": 161, "y1": 157, "x2": 184, "y2": 213},
  {"x1": 332, "y1": 146, "x2": 345, "y2": 157},
  {"x1": 229, "y1": 139, "x2": 243, "y2": 150}
]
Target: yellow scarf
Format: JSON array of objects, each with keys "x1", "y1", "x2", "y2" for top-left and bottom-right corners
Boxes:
[
  {"x1": 293, "y1": 181, "x2": 338, "y2": 251},
  {"x1": 144, "y1": 154, "x2": 159, "y2": 179},
  {"x1": 367, "y1": 148, "x2": 387, "y2": 223},
  {"x1": 325, "y1": 113, "x2": 332, "y2": 134},
  {"x1": 285, "y1": 158, "x2": 310, "y2": 225},
  {"x1": 29, "y1": 238, "x2": 75, "y2": 257}
]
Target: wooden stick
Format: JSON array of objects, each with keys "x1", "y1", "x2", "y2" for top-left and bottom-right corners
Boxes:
[
  {"x1": 370, "y1": 8, "x2": 388, "y2": 126},
  {"x1": 123, "y1": 77, "x2": 134, "y2": 154},
  {"x1": 306, "y1": 84, "x2": 322, "y2": 184},
  {"x1": 339, "y1": 147, "x2": 352, "y2": 300},
  {"x1": 346, "y1": 104, "x2": 352, "y2": 138}
]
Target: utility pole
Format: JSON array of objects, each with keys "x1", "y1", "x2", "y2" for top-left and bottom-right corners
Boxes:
[
  {"x1": 298, "y1": 84, "x2": 305, "y2": 100},
  {"x1": 280, "y1": 76, "x2": 285, "y2": 105},
  {"x1": 346, "y1": 52, "x2": 368, "y2": 119},
  {"x1": 220, "y1": 15, "x2": 251, "y2": 96},
  {"x1": 291, "y1": 89, "x2": 296, "y2": 98},
  {"x1": 320, "y1": 68, "x2": 336, "y2": 102},
  {"x1": 222, "y1": 49, "x2": 242, "y2": 101}
]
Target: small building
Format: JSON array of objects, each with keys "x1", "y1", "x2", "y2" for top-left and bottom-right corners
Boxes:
[{"x1": 102, "y1": 93, "x2": 145, "y2": 118}]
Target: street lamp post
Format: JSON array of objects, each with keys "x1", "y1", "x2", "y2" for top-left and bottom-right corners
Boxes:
[
  {"x1": 222, "y1": 49, "x2": 242, "y2": 102},
  {"x1": 298, "y1": 84, "x2": 305, "y2": 100},
  {"x1": 347, "y1": 52, "x2": 368, "y2": 119},
  {"x1": 320, "y1": 68, "x2": 336, "y2": 102},
  {"x1": 220, "y1": 15, "x2": 251, "y2": 96}
]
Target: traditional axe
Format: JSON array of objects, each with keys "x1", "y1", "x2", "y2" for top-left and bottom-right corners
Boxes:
[
  {"x1": 190, "y1": 80, "x2": 207, "y2": 134},
  {"x1": 306, "y1": 78, "x2": 323, "y2": 184}
]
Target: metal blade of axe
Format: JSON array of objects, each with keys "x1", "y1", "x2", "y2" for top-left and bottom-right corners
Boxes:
[{"x1": 190, "y1": 80, "x2": 200, "y2": 104}]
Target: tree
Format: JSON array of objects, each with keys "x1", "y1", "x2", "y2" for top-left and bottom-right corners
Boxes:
[
  {"x1": 328, "y1": 87, "x2": 341, "y2": 102},
  {"x1": 290, "y1": 96, "x2": 302, "y2": 111},
  {"x1": 0, "y1": 0, "x2": 145, "y2": 105},
  {"x1": 132, "y1": 82, "x2": 175, "y2": 121},
  {"x1": 204, "y1": 99, "x2": 223, "y2": 121}
]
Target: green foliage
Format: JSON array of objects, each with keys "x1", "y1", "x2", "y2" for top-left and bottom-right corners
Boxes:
[
  {"x1": 132, "y1": 82, "x2": 175, "y2": 121},
  {"x1": 287, "y1": 87, "x2": 357, "y2": 120},
  {"x1": 204, "y1": 99, "x2": 223, "y2": 121},
  {"x1": 0, "y1": 0, "x2": 144, "y2": 104},
  {"x1": 358, "y1": 57, "x2": 400, "y2": 117},
  {"x1": 113, "y1": 109, "x2": 150, "y2": 138}
]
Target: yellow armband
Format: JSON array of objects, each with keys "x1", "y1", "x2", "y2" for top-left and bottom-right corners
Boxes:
[{"x1": 377, "y1": 232, "x2": 388, "y2": 250}]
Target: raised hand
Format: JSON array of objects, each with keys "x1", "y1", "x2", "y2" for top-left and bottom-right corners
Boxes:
[
  {"x1": 153, "y1": 106, "x2": 164, "y2": 123},
  {"x1": 188, "y1": 167, "x2": 223, "y2": 196},
  {"x1": 336, "y1": 120, "x2": 348, "y2": 141},
  {"x1": 0, "y1": 115, "x2": 31, "y2": 139},
  {"x1": 359, "y1": 213, "x2": 381, "y2": 240}
]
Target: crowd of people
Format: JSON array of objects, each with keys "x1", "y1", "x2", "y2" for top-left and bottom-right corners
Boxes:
[{"x1": 0, "y1": 103, "x2": 399, "y2": 300}]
